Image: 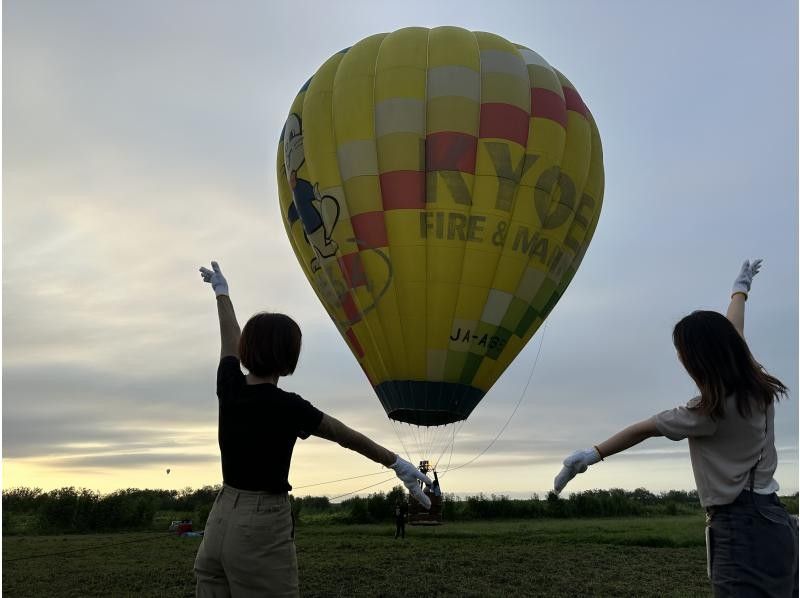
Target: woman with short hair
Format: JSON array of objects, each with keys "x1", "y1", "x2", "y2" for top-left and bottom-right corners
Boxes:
[
  {"x1": 554, "y1": 260, "x2": 798, "y2": 597},
  {"x1": 194, "y1": 261, "x2": 431, "y2": 597}
]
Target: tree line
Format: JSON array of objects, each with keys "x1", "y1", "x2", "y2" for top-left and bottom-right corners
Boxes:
[
  {"x1": 4, "y1": 485, "x2": 797, "y2": 535},
  {"x1": 3, "y1": 486, "x2": 218, "y2": 535}
]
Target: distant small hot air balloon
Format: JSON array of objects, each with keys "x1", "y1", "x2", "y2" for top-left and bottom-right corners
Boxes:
[
  {"x1": 277, "y1": 26, "x2": 604, "y2": 465},
  {"x1": 166, "y1": 468, "x2": 171, "y2": 475}
]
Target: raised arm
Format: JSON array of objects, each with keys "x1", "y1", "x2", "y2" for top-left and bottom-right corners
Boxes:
[
  {"x1": 313, "y1": 414, "x2": 433, "y2": 508},
  {"x1": 215, "y1": 295, "x2": 241, "y2": 359},
  {"x1": 200, "y1": 261, "x2": 241, "y2": 359},
  {"x1": 727, "y1": 259, "x2": 762, "y2": 336}
]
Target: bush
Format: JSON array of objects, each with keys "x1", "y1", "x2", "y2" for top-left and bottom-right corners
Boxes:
[
  {"x1": 2, "y1": 484, "x2": 719, "y2": 534},
  {"x1": 36, "y1": 487, "x2": 100, "y2": 532},
  {"x1": 92, "y1": 489, "x2": 157, "y2": 531},
  {"x1": 342, "y1": 497, "x2": 371, "y2": 524},
  {"x1": 176, "y1": 486, "x2": 219, "y2": 511},
  {"x1": 336, "y1": 487, "x2": 410, "y2": 524},
  {"x1": 780, "y1": 493, "x2": 798, "y2": 514},
  {"x1": 296, "y1": 496, "x2": 332, "y2": 512},
  {"x1": 194, "y1": 503, "x2": 213, "y2": 529},
  {"x1": 3, "y1": 487, "x2": 44, "y2": 513},
  {"x1": 567, "y1": 489, "x2": 643, "y2": 517}
]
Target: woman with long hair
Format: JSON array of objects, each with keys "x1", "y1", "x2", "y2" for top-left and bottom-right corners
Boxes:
[
  {"x1": 194, "y1": 261, "x2": 431, "y2": 597},
  {"x1": 554, "y1": 260, "x2": 798, "y2": 596}
]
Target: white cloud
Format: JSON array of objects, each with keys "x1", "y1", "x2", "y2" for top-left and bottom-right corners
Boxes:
[{"x1": 3, "y1": 0, "x2": 797, "y2": 497}]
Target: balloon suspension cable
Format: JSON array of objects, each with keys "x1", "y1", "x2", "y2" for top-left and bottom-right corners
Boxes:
[
  {"x1": 439, "y1": 322, "x2": 548, "y2": 477},
  {"x1": 431, "y1": 424, "x2": 451, "y2": 465},
  {"x1": 444, "y1": 421, "x2": 457, "y2": 471},
  {"x1": 433, "y1": 419, "x2": 466, "y2": 471},
  {"x1": 292, "y1": 470, "x2": 389, "y2": 490},
  {"x1": 329, "y1": 475, "x2": 397, "y2": 502},
  {"x1": 390, "y1": 420, "x2": 415, "y2": 463},
  {"x1": 314, "y1": 325, "x2": 546, "y2": 500}
]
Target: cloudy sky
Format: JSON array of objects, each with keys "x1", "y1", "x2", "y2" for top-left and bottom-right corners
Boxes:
[{"x1": 3, "y1": 0, "x2": 797, "y2": 499}]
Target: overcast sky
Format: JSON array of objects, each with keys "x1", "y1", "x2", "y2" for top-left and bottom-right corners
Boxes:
[{"x1": 3, "y1": 0, "x2": 798, "y2": 499}]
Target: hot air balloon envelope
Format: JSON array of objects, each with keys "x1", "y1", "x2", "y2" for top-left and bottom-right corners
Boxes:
[{"x1": 277, "y1": 26, "x2": 604, "y2": 429}]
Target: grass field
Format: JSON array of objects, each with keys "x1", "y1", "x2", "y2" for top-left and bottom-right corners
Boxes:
[{"x1": 3, "y1": 516, "x2": 712, "y2": 597}]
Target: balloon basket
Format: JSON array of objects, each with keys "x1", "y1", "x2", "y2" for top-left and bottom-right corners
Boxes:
[{"x1": 408, "y1": 490, "x2": 443, "y2": 525}]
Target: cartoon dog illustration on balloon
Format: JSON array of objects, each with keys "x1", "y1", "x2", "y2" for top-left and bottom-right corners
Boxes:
[{"x1": 283, "y1": 113, "x2": 340, "y2": 272}]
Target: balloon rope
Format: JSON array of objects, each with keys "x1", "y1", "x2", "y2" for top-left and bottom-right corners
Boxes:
[
  {"x1": 433, "y1": 419, "x2": 465, "y2": 471},
  {"x1": 3, "y1": 532, "x2": 178, "y2": 563},
  {"x1": 294, "y1": 325, "x2": 546, "y2": 500},
  {"x1": 439, "y1": 322, "x2": 548, "y2": 477},
  {"x1": 329, "y1": 475, "x2": 397, "y2": 502},
  {"x1": 390, "y1": 420, "x2": 414, "y2": 464},
  {"x1": 408, "y1": 423, "x2": 421, "y2": 463},
  {"x1": 424, "y1": 425, "x2": 434, "y2": 461},
  {"x1": 429, "y1": 427, "x2": 444, "y2": 467},
  {"x1": 406, "y1": 424, "x2": 419, "y2": 463},
  {"x1": 413, "y1": 424, "x2": 422, "y2": 461},
  {"x1": 430, "y1": 422, "x2": 452, "y2": 469},
  {"x1": 292, "y1": 470, "x2": 389, "y2": 490},
  {"x1": 445, "y1": 422, "x2": 457, "y2": 471}
]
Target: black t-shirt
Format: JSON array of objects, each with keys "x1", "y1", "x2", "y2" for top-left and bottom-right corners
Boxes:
[{"x1": 216, "y1": 356, "x2": 324, "y2": 492}]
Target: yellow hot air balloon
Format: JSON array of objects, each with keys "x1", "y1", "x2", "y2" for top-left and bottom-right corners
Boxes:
[{"x1": 277, "y1": 26, "x2": 603, "y2": 463}]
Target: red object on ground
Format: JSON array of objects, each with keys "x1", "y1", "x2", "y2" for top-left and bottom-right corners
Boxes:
[{"x1": 175, "y1": 522, "x2": 193, "y2": 535}]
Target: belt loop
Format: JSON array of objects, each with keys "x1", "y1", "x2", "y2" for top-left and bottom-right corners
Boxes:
[
  {"x1": 257, "y1": 495, "x2": 263, "y2": 512},
  {"x1": 233, "y1": 491, "x2": 240, "y2": 509}
]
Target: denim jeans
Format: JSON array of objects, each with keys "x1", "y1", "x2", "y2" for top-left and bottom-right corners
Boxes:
[{"x1": 707, "y1": 491, "x2": 798, "y2": 597}]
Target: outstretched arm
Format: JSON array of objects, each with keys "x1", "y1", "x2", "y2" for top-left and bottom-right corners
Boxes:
[
  {"x1": 727, "y1": 259, "x2": 762, "y2": 336},
  {"x1": 313, "y1": 414, "x2": 433, "y2": 508},
  {"x1": 595, "y1": 418, "x2": 661, "y2": 459},
  {"x1": 200, "y1": 261, "x2": 240, "y2": 359},
  {"x1": 554, "y1": 418, "x2": 662, "y2": 494},
  {"x1": 314, "y1": 414, "x2": 395, "y2": 466}
]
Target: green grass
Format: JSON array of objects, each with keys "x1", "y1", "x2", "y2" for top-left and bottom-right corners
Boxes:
[{"x1": 3, "y1": 516, "x2": 712, "y2": 597}]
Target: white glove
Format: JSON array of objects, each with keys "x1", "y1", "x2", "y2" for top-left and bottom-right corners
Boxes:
[
  {"x1": 731, "y1": 259, "x2": 762, "y2": 299},
  {"x1": 199, "y1": 261, "x2": 229, "y2": 296},
  {"x1": 390, "y1": 456, "x2": 433, "y2": 510},
  {"x1": 553, "y1": 447, "x2": 602, "y2": 494}
]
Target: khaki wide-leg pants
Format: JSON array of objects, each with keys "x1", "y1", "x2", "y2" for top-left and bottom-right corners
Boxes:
[{"x1": 194, "y1": 485, "x2": 297, "y2": 597}]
